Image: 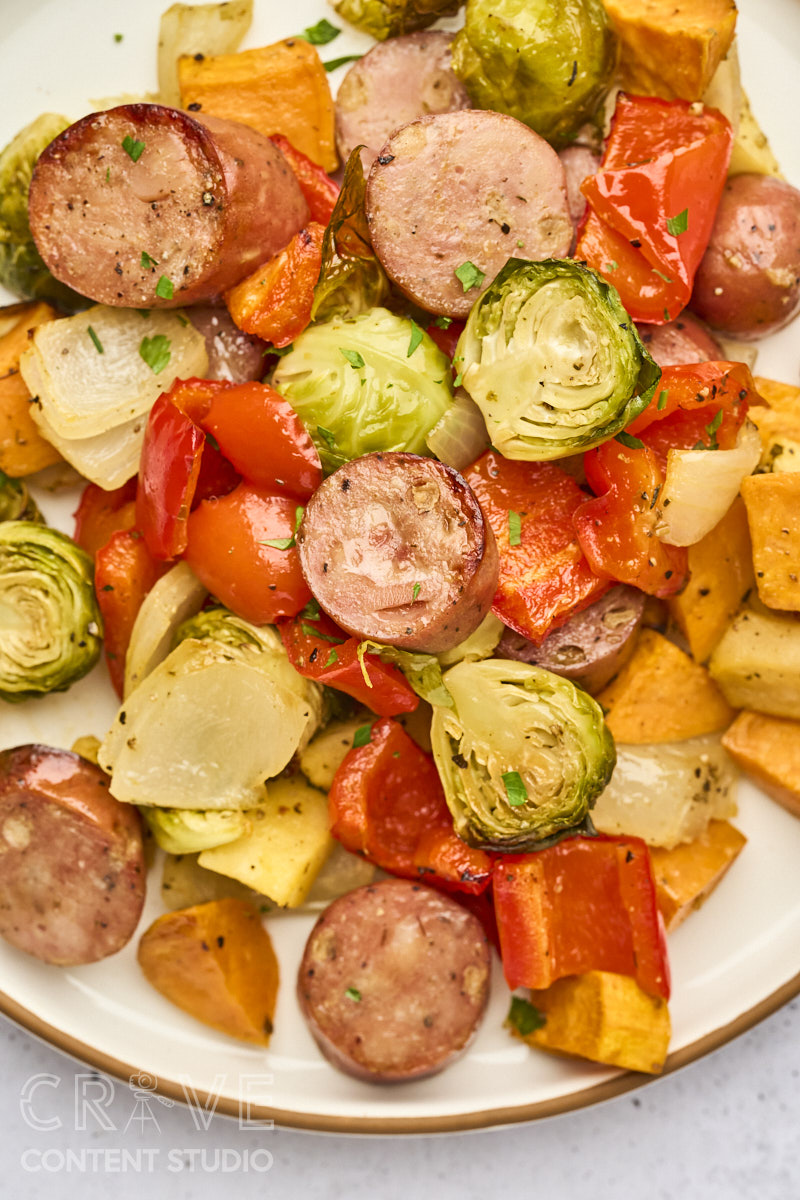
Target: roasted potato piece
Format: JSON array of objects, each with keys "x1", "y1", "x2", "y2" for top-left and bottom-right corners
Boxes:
[
  {"x1": 649, "y1": 819, "x2": 746, "y2": 931},
  {"x1": 722, "y1": 710, "x2": 800, "y2": 819},
  {"x1": 729, "y1": 92, "x2": 784, "y2": 179},
  {"x1": 709, "y1": 605, "x2": 800, "y2": 719},
  {"x1": 138, "y1": 898, "x2": 279, "y2": 1044},
  {"x1": 741, "y1": 473, "x2": 800, "y2": 611},
  {"x1": 161, "y1": 852, "x2": 262, "y2": 912},
  {"x1": 299, "y1": 716, "x2": 367, "y2": 791}
]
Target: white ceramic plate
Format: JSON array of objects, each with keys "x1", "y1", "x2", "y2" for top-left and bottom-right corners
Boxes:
[{"x1": 1, "y1": 0, "x2": 799, "y2": 1135}]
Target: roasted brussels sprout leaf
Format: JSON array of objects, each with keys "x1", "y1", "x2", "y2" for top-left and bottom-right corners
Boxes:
[
  {"x1": 0, "y1": 472, "x2": 43, "y2": 524},
  {"x1": 311, "y1": 149, "x2": 390, "y2": 324},
  {"x1": 357, "y1": 639, "x2": 453, "y2": 707},
  {"x1": 0, "y1": 521, "x2": 102, "y2": 702},
  {"x1": 331, "y1": 0, "x2": 461, "y2": 41},
  {"x1": 273, "y1": 307, "x2": 453, "y2": 473},
  {"x1": 451, "y1": 0, "x2": 616, "y2": 149},
  {"x1": 430, "y1": 659, "x2": 616, "y2": 850},
  {"x1": 457, "y1": 259, "x2": 660, "y2": 460},
  {"x1": 0, "y1": 114, "x2": 89, "y2": 311},
  {"x1": 142, "y1": 806, "x2": 251, "y2": 855}
]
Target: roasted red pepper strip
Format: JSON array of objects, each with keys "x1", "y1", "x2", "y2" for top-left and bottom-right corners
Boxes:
[
  {"x1": 425, "y1": 318, "x2": 465, "y2": 362},
  {"x1": 270, "y1": 134, "x2": 340, "y2": 226},
  {"x1": 73, "y1": 479, "x2": 137, "y2": 558},
  {"x1": 224, "y1": 223, "x2": 325, "y2": 348},
  {"x1": 493, "y1": 836, "x2": 670, "y2": 1000},
  {"x1": 627, "y1": 360, "x2": 755, "y2": 447},
  {"x1": 94, "y1": 529, "x2": 166, "y2": 697},
  {"x1": 329, "y1": 718, "x2": 492, "y2": 895},
  {"x1": 576, "y1": 94, "x2": 733, "y2": 323},
  {"x1": 279, "y1": 610, "x2": 418, "y2": 716},
  {"x1": 465, "y1": 452, "x2": 609, "y2": 642}
]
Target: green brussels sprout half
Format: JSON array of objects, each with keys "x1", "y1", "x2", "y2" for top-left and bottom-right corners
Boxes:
[
  {"x1": 331, "y1": 0, "x2": 461, "y2": 41},
  {"x1": 430, "y1": 658, "x2": 615, "y2": 850},
  {"x1": 0, "y1": 471, "x2": 43, "y2": 524},
  {"x1": 175, "y1": 606, "x2": 269, "y2": 652},
  {"x1": 0, "y1": 114, "x2": 89, "y2": 312},
  {"x1": 456, "y1": 258, "x2": 660, "y2": 461},
  {"x1": 142, "y1": 806, "x2": 251, "y2": 855},
  {"x1": 0, "y1": 521, "x2": 102, "y2": 702},
  {"x1": 273, "y1": 307, "x2": 453, "y2": 473},
  {"x1": 451, "y1": 0, "x2": 616, "y2": 149}
]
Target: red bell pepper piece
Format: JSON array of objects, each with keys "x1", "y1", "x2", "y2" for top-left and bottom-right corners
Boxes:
[
  {"x1": 73, "y1": 479, "x2": 137, "y2": 558},
  {"x1": 425, "y1": 318, "x2": 465, "y2": 362},
  {"x1": 627, "y1": 360, "x2": 755, "y2": 449},
  {"x1": 493, "y1": 835, "x2": 670, "y2": 1000},
  {"x1": 278, "y1": 609, "x2": 418, "y2": 716},
  {"x1": 200, "y1": 382, "x2": 322, "y2": 500},
  {"x1": 224, "y1": 223, "x2": 325, "y2": 348},
  {"x1": 464, "y1": 451, "x2": 609, "y2": 641},
  {"x1": 94, "y1": 529, "x2": 166, "y2": 697},
  {"x1": 329, "y1": 717, "x2": 492, "y2": 895},
  {"x1": 270, "y1": 134, "x2": 340, "y2": 226},
  {"x1": 576, "y1": 94, "x2": 733, "y2": 323}
]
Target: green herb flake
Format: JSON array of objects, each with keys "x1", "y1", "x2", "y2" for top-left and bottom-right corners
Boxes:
[
  {"x1": 663, "y1": 307, "x2": 671, "y2": 322},
  {"x1": 155, "y1": 275, "x2": 174, "y2": 300},
  {"x1": 105, "y1": 167, "x2": 110, "y2": 183},
  {"x1": 412, "y1": 582, "x2": 421, "y2": 601},
  {"x1": 299, "y1": 17, "x2": 340, "y2": 44},
  {"x1": 317, "y1": 425, "x2": 337, "y2": 449},
  {"x1": 87, "y1": 325, "x2": 103, "y2": 354},
  {"x1": 325, "y1": 649, "x2": 339, "y2": 667},
  {"x1": 175, "y1": 312, "x2": 189, "y2": 327},
  {"x1": 113, "y1": 32, "x2": 123, "y2": 43},
  {"x1": 339, "y1": 347, "x2": 365, "y2": 370},
  {"x1": 301, "y1": 623, "x2": 344, "y2": 644},
  {"x1": 353, "y1": 724, "x2": 373, "y2": 748},
  {"x1": 407, "y1": 319, "x2": 423, "y2": 358},
  {"x1": 300, "y1": 597, "x2": 321, "y2": 620},
  {"x1": 651, "y1": 268, "x2": 673, "y2": 284},
  {"x1": 267, "y1": 343, "x2": 294, "y2": 357},
  {"x1": 323, "y1": 54, "x2": 362, "y2": 72},
  {"x1": 706, "y1": 409, "x2": 724, "y2": 436},
  {"x1": 139, "y1": 334, "x2": 171, "y2": 374},
  {"x1": 657, "y1": 389, "x2": 669, "y2": 411},
  {"x1": 605, "y1": 260, "x2": 619, "y2": 271},
  {"x1": 502, "y1": 770, "x2": 528, "y2": 807},
  {"x1": 508, "y1": 510, "x2": 522, "y2": 547},
  {"x1": 453, "y1": 372, "x2": 463, "y2": 388},
  {"x1": 666, "y1": 208, "x2": 689, "y2": 237},
  {"x1": 122, "y1": 134, "x2": 145, "y2": 162},
  {"x1": 454, "y1": 261, "x2": 485, "y2": 293},
  {"x1": 615, "y1": 430, "x2": 645, "y2": 450},
  {"x1": 140, "y1": 250, "x2": 158, "y2": 270},
  {"x1": 433, "y1": 316, "x2": 452, "y2": 330},
  {"x1": 507, "y1": 995, "x2": 546, "y2": 1037},
  {"x1": 344, "y1": 987, "x2": 362, "y2": 1002}
]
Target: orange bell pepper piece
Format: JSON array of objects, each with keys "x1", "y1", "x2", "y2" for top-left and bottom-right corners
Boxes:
[{"x1": 224, "y1": 222, "x2": 325, "y2": 348}]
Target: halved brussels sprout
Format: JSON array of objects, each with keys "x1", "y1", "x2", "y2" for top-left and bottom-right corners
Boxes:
[
  {"x1": 0, "y1": 521, "x2": 102, "y2": 702},
  {"x1": 451, "y1": 0, "x2": 616, "y2": 149},
  {"x1": 0, "y1": 114, "x2": 88, "y2": 311},
  {"x1": 273, "y1": 307, "x2": 453, "y2": 473},
  {"x1": 457, "y1": 259, "x2": 660, "y2": 460},
  {"x1": 332, "y1": 0, "x2": 461, "y2": 41},
  {"x1": 142, "y1": 807, "x2": 251, "y2": 855},
  {"x1": 431, "y1": 658, "x2": 615, "y2": 850},
  {"x1": 0, "y1": 471, "x2": 43, "y2": 524}
]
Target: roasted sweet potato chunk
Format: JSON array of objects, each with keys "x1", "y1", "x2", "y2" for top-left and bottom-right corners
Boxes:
[{"x1": 649, "y1": 819, "x2": 746, "y2": 931}]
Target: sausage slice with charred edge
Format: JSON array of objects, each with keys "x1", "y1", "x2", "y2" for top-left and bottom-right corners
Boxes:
[
  {"x1": 365, "y1": 110, "x2": 572, "y2": 317},
  {"x1": 297, "y1": 451, "x2": 499, "y2": 654},
  {"x1": 0, "y1": 745, "x2": 145, "y2": 965},
  {"x1": 29, "y1": 104, "x2": 309, "y2": 308},
  {"x1": 297, "y1": 878, "x2": 491, "y2": 1083}
]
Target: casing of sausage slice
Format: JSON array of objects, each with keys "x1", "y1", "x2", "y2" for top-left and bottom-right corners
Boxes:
[
  {"x1": 297, "y1": 878, "x2": 491, "y2": 1083},
  {"x1": 28, "y1": 104, "x2": 310, "y2": 308},
  {"x1": 0, "y1": 745, "x2": 145, "y2": 965},
  {"x1": 297, "y1": 451, "x2": 499, "y2": 654}
]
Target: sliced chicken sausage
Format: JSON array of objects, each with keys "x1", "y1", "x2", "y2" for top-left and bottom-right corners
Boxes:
[
  {"x1": 29, "y1": 104, "x2": 309, "y2": 308},
  {"x1": 0, "y1": 745, "x2": 146, "y2": 965},
  {"x1": 297, "y1": 878, "x2": 491, "y2": 1083},
  {"x1": 297, "y1": 451, "x2": 499, "y2": 654},
  {"x1": 365, "y1": 110, "x2": 573, "y2": 317}
]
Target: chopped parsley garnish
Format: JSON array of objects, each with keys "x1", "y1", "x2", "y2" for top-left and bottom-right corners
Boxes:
[
  {"x1": 605, "y1": 260, "x2": 619, "y2": 271},
  {"x1": 502, "y1": 770, "x2": 528, "y2": 807},
  {"x1": 301, "y1": 624, "x2": 344, "y2": 644},
  {"x1": 122, "y1": 135, "x2": 145, "y2": 162},
  {"x1": 139, "y1": 334, "x2": 171, "y2": 374},
  {"x1": 507, "y1": 995, "x2": 546, "y2": 1037},
  {"x1": 666, "y1": 208, "x2": 689, "y2": 237},
  {"x1": 325, "y1": 649, "x2": 339, "y2": 667},
  {"x1": 155, "y1": 275, "x2": 174, "y2": 300},
  {"x1": 344, "y1": 987, "x2": 362, "y2": 1002},
  {"x1": 455, "y1": 261, "x2": 485, "y2": 293},
  {"x1": 87, "y1": 326, "x2": 103, "y2": 354},
  {"x1": 705, "y1": 408, "x2": 724, "y2": 449},
  {"x1": 300, "y1": 597, "x2": 321, "y2": 620},
  {"x1": 407, "y1": 319, "x2": 423, "y2": 358},
  {"x1": 260, "y1": 505, "x2": 304, "y2": 550},
  {"x1": 323, "y1": 54, "x2": 362, "y2": 72},
  {"x1": 615, "y1": 430, "x2": 645, "y2": 450},
  {"x1": 453, "y1": 372, "x2": 463, "y2": 388},
  {"x1": 267, "y1": 343, "x2": 294, "y2": 357},
  {"x1": 412, "y1": 582, "x2": 421, "y2": 601},
  {"x1": 651, "y1": 268, "x2": 673, "y2": 284},
  {"x1": 317, "y1": 425, "x2": 337, "y2": 449},
  {"x1": 140, "y1": 250, "x2": 158, "y2": 270},
  {"x1": 113, "y1": 32, "x2": 124, "y2": 43},
  {"x1": 299, "y1": 17, "x2": 341, "y2": 44},
  {"x1": 508, "y1": 510, "x2": 522, "y2": 546},
  {"x1": 433, "y1": 315, "x2": 452, "y2": 330},
  {"x1": 353, "y1": 724, "x2": 374, "y2": 748},
  {"x1": 339, "y1": 347, "x2": 365, "y2": 370},
  {"x1": 657, "y1": 389, "x2": 669, "y2": 411}
]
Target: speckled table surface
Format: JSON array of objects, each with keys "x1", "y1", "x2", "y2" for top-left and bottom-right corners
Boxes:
[{"x1": 2, "y1": 1000, "x2": 797, "y2": 1199}]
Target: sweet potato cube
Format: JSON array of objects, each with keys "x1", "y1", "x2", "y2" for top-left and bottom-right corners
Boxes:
[
  {"x1": 722, "y1": 710, "x2": 800, "y2": 819},
  {"x1": 667, "y1": 496, "x2": 754, "y2": 663},
  {"x1": 741, "y1": 473, "x2": 800, "y2": 611},
  {"x1": 514, "y1": 971, "x2": 671, "y2": 1075},
  {"x1": 595, "y1": 629, "x2": 735, "y2": 743},
  {"x1": 753, "y1": 377, "x2": 800, "y2": 415},
  {"x1": 649, "y1": 819, "x2": 746, "y2": 931},
  {"x1": 0, "y1": 302, "x2": 63, "y2": 476},
  {"x1": 178, "y1": 39, "x2": 337, "y2": 172},
  {"x1": 138, "y1": 898, "x2": 279, "y2": 1044},
  {"x1": 601, "y1": 0, "x2": 736, "y2": 102}
]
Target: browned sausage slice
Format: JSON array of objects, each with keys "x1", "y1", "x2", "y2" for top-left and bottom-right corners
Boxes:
[
  {"x1": 335, "y1": 32, "x2": 471, "y2": 169},
  {"x1": 0, "y1": 745, "x2": 145, "y2": 965},
  {"x1": 365, "y1": 111, "x2": 573, "y2": 317},
  {"x1": 297, "y1": 878, "x2": 491, "y2": 1083},
  {"x1": 557, "y1": 144, "x2": 600, "y2": 229},
  {"x1": 29, "y1": 104, "x2": 309, "y2": 308},
  {"x1": 636, "y1": 314, "x2": 722, "y2": 367},
  {"x1": 297, "y1": 452, "x2": 499, "y2": 654},
  {"x1": 496, "y1": 584, "x2": 646, "y2": 694}
]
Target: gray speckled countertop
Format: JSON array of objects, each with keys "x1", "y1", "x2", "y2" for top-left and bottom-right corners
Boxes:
[{"x1": 2, "y1": 1001, "x2": 797, "y2": 1198}]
